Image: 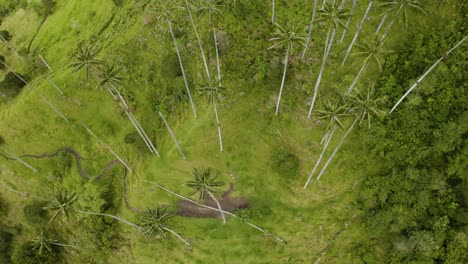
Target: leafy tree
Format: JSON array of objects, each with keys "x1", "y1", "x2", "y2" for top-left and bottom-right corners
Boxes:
[
  {"x1": 268, "y1": 23, "x2": 305, "y2": 115},
  {"x1": 186, "y1": 167, "x2": 226, "y2": 223},
  {"x1": 141, "y1": 206, "x2": 190, "y2": 246},
  {"x1": 307, "y1": 0, "x2": 349, "y2": 118}
]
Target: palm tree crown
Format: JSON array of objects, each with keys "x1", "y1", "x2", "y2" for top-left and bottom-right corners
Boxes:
[
  {"x1": 44, "y1": 190, "x2": 77, "y2": 224},
  {"x1": 316, "y1": 99, "x2": 349, "y2": 133},
  {"x1": 196, "y1": 0, "x2": 223, "y2": 24},
  {"x1": 196, "y1": 79, "x2": 225, "y2": 105},
  {"x1": 268, "y1": 23, "x2": 306, "y2": 53},
  {"x1": 97, "y1": 62, "x2": 123, "y2": 87},
  {"x1": 141, "y1": 206, "x2": 174, "y2": 238},
  {"x1": 186, "y1": 167, "x2": 224, "y2": 202},
  {"x1": 150, "y1": 0, "x2": 182, "y2": 22},
  {"x1": 347, "y1": 86, "x2": 386, "y2": 128},
  {"x1": 353, "y1": 38, "x2": 391, "y2": 71},
  {"x1": 380, "y1": 0, "x2": 426, "y2": 27},
  {"x1": 318, "y1": 0, "x2": 350, "y2": 31},
  {"x1": 70, "y1": 44, "x2": 102, "y2": 80}
]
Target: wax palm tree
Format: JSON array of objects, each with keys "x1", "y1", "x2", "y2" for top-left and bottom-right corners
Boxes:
[
  {"x1": 304, "y1": 99, "x2": 349, "y2": 188},
  {"x1": 184, "y1": 0, "x2": 211, "y2": 81},
  {"x1": 150, "y1": 0, "x2": 197, "y2": 118},
  {"x1": 197, "y1": 79, "x2": 225, "y2": 152},
  {"x1": 141, "y1": 206, "x2": 190, "y2": 246},
  {"x1": 307, "y1": 0, "x2": 349, "y2": 118},
  {"x1": 271, "y1": 0, "x2": 275, "y2": 25},
  {"x1": 377, "y1": 0, "x2": 426, "y2": 44},
  {"x1": 346, "y1": 37, "x2": 390, "y2": 93},
  {"x1": 315, "y1": 87, "x2": 385, "y2": 181},
  {"x1": 186, "y1": 167, "x2": 226, "y2": 223},
  {"x1": 268, "y1": 23, "x2": 306, "y2": 115},
  {"x1": 390, "y1": 36, "x2": 467, "y2": 113},
  {"x1": 196, "y1": 0, "x2": 224, "y2": 87},
  {"x1": 302, "y1": 0, "x2": 319, "y2": 59},
  {"x1": 338, "y1": 0, "x2": 357, "y2": 44},
  {"x1": 341, "y1": 0, "x2": 375, "y2": 65},
  {"x1": 70, "y1": 44, "x2": 103, "y2": 81},
  {"x1": 97, "y1": 62, "x2": 123, "y2": 87},
  {"x1": 30, "y1": 229, "x2": 75, "y2": 256},
  {"x1": 44, "y1": 190, "x2": 77, "y2": 224}
]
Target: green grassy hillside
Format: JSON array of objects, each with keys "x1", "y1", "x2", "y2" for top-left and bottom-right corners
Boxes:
[{"x1": 0, "y1": 0, "x2": 466, "y2": 263}]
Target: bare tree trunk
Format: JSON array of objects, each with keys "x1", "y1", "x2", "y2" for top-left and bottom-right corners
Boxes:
[
  {"x1": 184, "y1": 0, "x2": 211, "y2": 81},
  {"x1": 272, "y1": 0, "x2": 275, "y2": 25},
  {"x1": 390, "y1": 36, "x2": 467, "y2": 113},
  {"x1": 342, "y1": 0, "x2": 375, "y2": 65},
  {"x1": 302, "y1": 0, "x2": 319, "y2": 59},
  {"x1": 213, "y1": 101, "x2": 224, "y2": 152},
  {"x1": 375, "y1": 14, "x2": 388, "y2": 35},
  {"x1": 316, "y1": 115, "x2": 359, "y2": 181},
  {"x1": 346, "y1": 59, "x2": 369, "y2": 93},
  {"x1": 81, "y1": 123, "x2": 132, "y2": 172},
  {"x1": 213, "y1": 27, "x2": 222, "y2": 86},
  {"x1": 338, "y1": 0, "x2": 357, "y2": 44},
  {"x1": 74, "y1": 209, "x2": 141, "y2": 230},
  {"x1": 275, "y1": 47, "x2": 289, "y2": 115},
  {"x1": 38, "y1": 54, "x2": 53, "y2": 71},
  {"x1": 36, "y1": 92, "x2": 69, "y2": 123},
  {"x1": 304, "y1": 125, "x2": 336, "y2": 188},
  {"x1": 158, "y1": 111, "x2": 186, "y2": 159},
  {"x1": 308, "y1": 27, "x2": 336, "y2": 118},
  {"x1": 167, "y1": 19, "x2": 197, "y2": 118},
  {"x1": 47, "y1": 79, "x2": 64, "y2": 95},
  {"x1": 0, "y1": 147, "x2": 38, "y2": 173},
  {"x1": 161, "y1": 227, "x2": 191, "y2": 246},
  {"x1": 207, "y1": 190, "x2": 226, "y2": 224},
  {"x1": 0, "y1": 34, "x2": 24, "y2": 61},
  {"x1": 150, "y1": 182, "x2": 287, "y2": 244}
]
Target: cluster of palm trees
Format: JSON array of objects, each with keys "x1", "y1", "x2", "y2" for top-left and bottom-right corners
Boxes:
[{"x1": 268, "y1": 0, "x2": 467, "y2": 185}]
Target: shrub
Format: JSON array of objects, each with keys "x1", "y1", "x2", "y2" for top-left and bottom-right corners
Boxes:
[
  {"x1": 0, "y1": 30, "x2": 10, "y2": 41},
  {"x1": 23, "y1": 201, "x2": 48, "y2": 225},
  {"x1": 271, "y1": 147, "x2": 300, "y2": 178},
  {"x1": 0, "y1": 71, "x2": 27, "y2": 99}
]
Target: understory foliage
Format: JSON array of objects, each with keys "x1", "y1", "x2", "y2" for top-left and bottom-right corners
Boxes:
[{"x1": 354, "y1": 6, "x2": 467, "y2": 263}]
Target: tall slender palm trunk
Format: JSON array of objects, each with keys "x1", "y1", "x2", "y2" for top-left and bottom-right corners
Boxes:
[
  {"x1": 213, "y1": 27, "x2": 222, "y2": 86},
  {"x1": 0, "y1": 146, "x2": 39, "y2": 173},
  {"x1": 338, "y1": 0, "x2": 357, "y2": 44},
  {"x1": 390, "y1": 36, "x2": 467, "y2": 113},
  {"x1": 167, "y1": 19, "x2": 197, "y2": 118},
  {"x1": 213, "y1": 101, "x2": 223, "y2": 152},
  {"x1": 342, "y1": 0, "x2": 375, "y2": 65},
  {"x1": 346, "y1": 59, "x2": 369, "y2": 93},
  {"x1": 81, "y1": 123, "x2": 132, "y2": 172},
  {"x1": 304, "y1": 124, "x2": 337, "y2": 188},
  {"x1": 158, "y1": 111, "x2": 186, "y2": 159},
  {"x1": 38, "y1": 55, "x2": 65, "y2": 95},
  {"x1": 275, "y1": 47, "x2": 289, "y2": 115},
  {"x1": 375, "y1": 14, "x2": 388, "y2": 35},
  {"x1": 316, "y1": 115, "x2": 359, "y2": 180},
  {"x1": 207, "y1": 190, "x2": 226, "y2": 224},
  {"x1": 74, "y1": 209, "x2": 142, "y2": 230},
  {"x1": 184, "y1": 0, "x2": 211, "y2": 81},
  {"x1": 308, "y1": 28, "x2": 336, "y2": 118},
  {"x1": 302, "y1": 0, "x2": 319, "y2": 59}
]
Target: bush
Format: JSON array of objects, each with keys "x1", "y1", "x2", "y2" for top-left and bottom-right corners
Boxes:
[
  {"x1": 271, "y1": 147, "x2": 300, "y2": 178},
  {"x1": 0, "y1": 30, "x2": 10, "y2": 41},
  {"x1": 0, "y1": 229, "x2": 13, "y2": 263},
  {"x1": 0, "y1": 71, "x2": 27, "y2": 99},
  {"x1": 23, "y1": 201, "x2": 48, "y2": 225},
  {"x1": 11, "y1": 242, "x2": 58, "y2": 264}
]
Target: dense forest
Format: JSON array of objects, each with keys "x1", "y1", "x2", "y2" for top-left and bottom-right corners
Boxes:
[{"x1": 0, "y1": 0, "x2": 466, "y2": 263}]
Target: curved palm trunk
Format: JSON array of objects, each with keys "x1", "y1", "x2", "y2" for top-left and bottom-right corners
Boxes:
[
  {"x1": 207, "y1": 190, "x2": 226, "y2": 224},
  {"x1": 302, "y1": 0, "x2": 319, "y2": 59},
  {"x1": 74, "y1": 209, "x2": 141, "y2": 230},
  {"x1": 161, "y1": 227, "x2": 191, "y2": 246},
  {"x1": 346, "y1": 59, "x2": 369, "y2": 93},
  {"x1": 184, "y1": 0, "x2": 211, "y2": 81},
  {"x1": 167, "y1": 19, "x2": 197, "y2": 118},
  {"x1": 342, "y1": 0, "x2": 375, "y2": 65},
  {"x1": 81, "y1": 123, "x2": 132, "y2": 172},
  {"x1": 316, "y1": 115, "x2": 359, "y2": 180},
  {"x1": 390, "y1": 36, "x2": 467, "y2": 113},
  {"x1": 308, "y1": 27, "x2": 336, "y2": 118},
  {"x1": 151, "y1": 182, "x2": 287, "y2": 244},
  {"x1": 338, "y1": 0, "x2": 357, "y2": 44},
  {"x1": 304, "y1": 124, "x2": 337, "y2": 188},
  {"x1": 158, "y1": 111, "x2": 186, "y2": 159},
  {"x1": 213, "y1": 27, "x2": 222, "y2": 86},
  {"x1": 275, "y1": 47, "x2": 290, "y2": 115},
  {"x1": 213, "y1": 101, "x2": 224, "y2": 152},
  {"x1": 272, "y1": 0, "x2": 275, "y2": 25}
]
